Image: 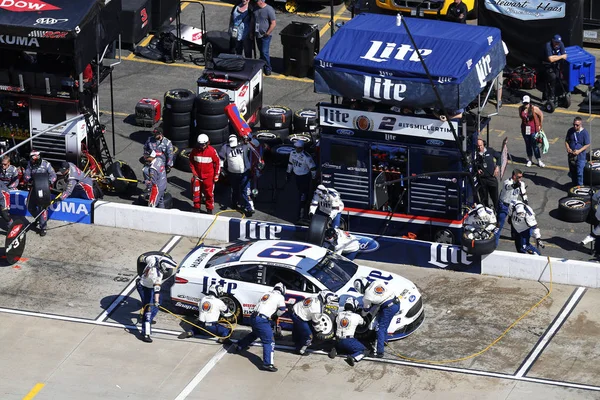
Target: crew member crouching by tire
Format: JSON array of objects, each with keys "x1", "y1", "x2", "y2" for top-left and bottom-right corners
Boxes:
[
  {"x1": 509, "y1": 201, "x2": 544, "y2": 255},
  {"x1": 143, "y1": 150, "x2": 167, "y2": 208},
  {"x1": 178, "y1": 283, "x2": 233, "y2": 344},
  {"x1": 291, "y1": 290, "x2": 336, "y2": 355},
  {"x1": 309, "y1": 185, "x2": 344, "y2": 228},
  {"x1": 137, "y1": 254, "x2": 178, "y2": 343},
  {"x1": 328, "y1": 297, "x2": 367, "y2": 367},
  {"x1": 57, "y1": 162, "x2": 95, "y2": 200},
  {"x1": 323, "y1": 228, "x2": 360, "y2": 260}
]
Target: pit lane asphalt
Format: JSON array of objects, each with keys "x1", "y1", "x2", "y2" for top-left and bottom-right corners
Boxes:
[{"x1": 1, "y1": 223, "x2": 600, "y2": 399}]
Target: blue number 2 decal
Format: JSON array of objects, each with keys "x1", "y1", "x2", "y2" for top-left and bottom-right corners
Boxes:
[{"x1": 257, "y1": 242, "x2": 310, "y2": 259}]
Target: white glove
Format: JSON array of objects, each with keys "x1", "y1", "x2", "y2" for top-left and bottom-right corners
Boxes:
[{"x1": 532, "y1": 228, "x2": 541, "y2": 240}]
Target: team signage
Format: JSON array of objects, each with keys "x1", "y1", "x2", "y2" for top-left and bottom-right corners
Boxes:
[
  {"x1": 483, "y1": 0, "x2": 566, "y2": 21},
  {"x1": 9, "y1": 191, "x2": 93, "y2": 224}
]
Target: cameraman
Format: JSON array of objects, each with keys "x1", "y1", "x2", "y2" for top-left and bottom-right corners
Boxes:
[
  {"x1": 474, "y1": 139, "x2": 501, "y2": 209},
  {"x1": 496, "y1": 169, "x2": 528, "y2": 245}
]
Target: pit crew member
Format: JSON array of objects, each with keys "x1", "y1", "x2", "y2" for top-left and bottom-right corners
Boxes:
[
  {"x1": 57, "y1": 161, "x2": 95, "y2": 200},
  {"x1": 190, "y1": 134, "x2": 220, "y2": 214},
  {"x1": 0, "y1": 155, "x2": 19, "y2": 189},
  {"x1": 509, "y1": 200, "x2": 544, "y2": 255},
  {"x1": 291, "y1": 290, "x2": 336, "y2": 355},
  {"x1": 137, "y1": 254, "x2": 178, "y2": 343},
  {"x1": 464, "y1": 203, "x2": 497, "y2": 233},
  {"x1": 219, "y1": 134, "x2": 254, "y2": 217},
  {"x1": 323, "y1": 228, "x2": 360, "y2": 260},
  {"x1": 142, "y1": 150, "x2": 167, "y2": 208},
  {"x1": 581, "y1": 190, "x2": 600, "y2": 254},
  {"x1": 0, "y1": 179, "x2": 12, "y2": 225},
  {"x1": 496, "y1": 169, "x2": 528, "y2": 245},
  {"x1": 24, "y1": 150, "x2": 57, "y2": 236},
  {"x1": 178, "y1": 283, "x2": 232, "y2": 344},
  {"x1": 144, "y1": 127, "x2": 174, "y2": 173},
  {"x1": 309, "y1": 185, "x2": 345, "y2": 228},
  {"x1": 233, "y1": 282, "x2": 287, "y2": 372},
  {"x1": 328, "y1": 297, "x2": 367, "y2": 367},
  {"x1": 286, "y1": 140, "x2": 316, "y2": 220}
]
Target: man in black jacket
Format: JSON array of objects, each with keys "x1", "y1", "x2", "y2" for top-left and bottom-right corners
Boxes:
[
  {"x1": 474, "y1": 139, "x2": 501, "y2": 209},
  {"x1": 446, "y1": 0, "x2": 468, "y2": 24}
]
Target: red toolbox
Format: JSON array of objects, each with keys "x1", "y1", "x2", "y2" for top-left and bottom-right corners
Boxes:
[{"x1": 135, "y1": 98, "x2": 161, "y2": 127}]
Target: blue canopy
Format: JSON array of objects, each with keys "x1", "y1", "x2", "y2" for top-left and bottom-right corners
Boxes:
[{"x1": 314, "y1": 14, "x2": 506, "y2": 110}]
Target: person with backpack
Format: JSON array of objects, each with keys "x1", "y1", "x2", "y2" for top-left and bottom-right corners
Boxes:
[{"x1": 229, "y1": 0, "x2": 253, "y2": 58}]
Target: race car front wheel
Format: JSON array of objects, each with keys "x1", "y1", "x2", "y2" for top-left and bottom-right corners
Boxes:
[{"x1": 220, "y1": 294, "x2": 242, "y2": 323}]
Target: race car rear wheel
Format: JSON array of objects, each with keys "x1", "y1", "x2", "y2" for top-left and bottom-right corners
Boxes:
[{"x1": 220, "y1": 294, "x2": 242, "y2": 323}]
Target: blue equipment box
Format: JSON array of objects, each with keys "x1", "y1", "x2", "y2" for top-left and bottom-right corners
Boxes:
[{"x1": 563, "y1": 46, "x2": 596, "y2": 92}]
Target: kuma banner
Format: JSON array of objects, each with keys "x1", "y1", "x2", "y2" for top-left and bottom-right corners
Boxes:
[{"x1": 478, "y1": 0, "x2": 584, "y2": 68}]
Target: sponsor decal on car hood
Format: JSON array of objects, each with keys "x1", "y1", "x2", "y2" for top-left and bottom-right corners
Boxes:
[
  {"x1": 179, "y1": 245, "x2": 220, "y2": 271},
  {"x1": 335, "y1": 264, "x2": 418, "y2": 298}
]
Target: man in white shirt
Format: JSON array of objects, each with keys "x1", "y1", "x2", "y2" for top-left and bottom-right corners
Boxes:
[
  {"x1": 309, "y1": 186, "x2": 345, "y2": 228},
  {"x1": 287, "y1": 140, "x2": 316, "y2": 220},
  {"x1": 219, "y1": 134, "x2": 254, "y2": 217}
]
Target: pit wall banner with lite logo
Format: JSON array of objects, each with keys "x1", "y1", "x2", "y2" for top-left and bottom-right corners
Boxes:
[
  {"x1": 229, "y1": 218, "x2": 482, "y2": 273},
  {"x1": 9, "y1": 191, "x2": 93, "y2": 224}
]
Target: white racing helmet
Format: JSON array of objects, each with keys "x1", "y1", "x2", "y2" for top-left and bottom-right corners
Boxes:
[
  {"x1": 344, "y1": 297, "x2": 359, "y2": 312},
  {"x1": 208, "y1": 283, "x2": 224, "y2": 297},
  {"x1": 197, "y1": 134, "x2": 209, "y2": 145},
  {"x1": 318, "y1": 290, "x2": 338, "y2": 305},
  {"x1": 273, "y1": 282, "x2": 286, "y2": 296},
  {"x1": 228, "y1": 134, "x2": 238, "y2": 148},
  {"x1": 353, "y1": 277, "x2": 370, "y2": 294}
]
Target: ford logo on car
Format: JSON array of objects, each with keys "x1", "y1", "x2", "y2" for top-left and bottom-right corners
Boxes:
[
  {"x1": 355, "y1": 235, "x2": 380, "y2": 253},
  {"x1": 336, "y1": 129, "x2": 354, "y2": 136},
  {"x1": 426, "y1": 139, "x2": 444, "y2": 146}
]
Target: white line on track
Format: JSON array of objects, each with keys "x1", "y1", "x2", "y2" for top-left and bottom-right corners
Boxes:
[
  {"x1": 515, "y1": 286, "x2": 587, "y2": 377},
  {"x1": 94, "y1": 235, "x2": 182, "y2": 322},
  {"x1": 174, "y1": 347, "x2": 229, "y2": 400}
]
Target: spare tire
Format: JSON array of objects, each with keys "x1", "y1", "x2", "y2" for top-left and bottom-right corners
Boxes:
[
  {"x1": 253, "y1": 130, "x2": 283, "y2": 147},
  {"x1": 587, "y1": 148, "x2": 600, "y2": 161},
  {"x1": 287, "y1": 133, "x2": 314, "y2": 148},
  {"x1": 311, "y1": 303, "x2": 338, "y2": 341},
  {"x1": 193, "y1": 126, "x2": 230, "y2": 146},
  {"x1": 583, "y1": 162, "x2": 600, "y2": 186},
  {"x1": 176, "y1": 148, "x2": 193, "y2": 172},
  {"x1": 106, "y1": 161, "x2": 138, "y2": 194},
  {"x1": 163, "y1": 110, "x2": 191, "y2": 128},
  {"x1": 195, "y1": 113, "x2": 229, "y2": 130},
  {"x1": 164, "y1": 89, "x2": 195, "y2": 113},
  {"x1": 137, "y1": 251, "x2": 177, "y2": 280},
  {"x1": 30, "y1": 172, "x2": 51, "y2": 208},
  {"x1": 558, "y1": 196, "x2": 591, "y2": 222},
  {"x1": 195, "y1": 90, "x2": 230, "y2": 115},
  {"x1": 164, "y1": 125, "x2": 191, "y2": 142},
  {"x1": 260, "y1": 105, "x2": 293, "y2": 130},
  {"x1": 271, "y1": 144, "x2": 294, "y2": 166},
  {"x1": 293, "y1": 108, "x2": 318, "y2": 133},
  {"x1": 568, "y1": 185, "x2": 598, "y2": 198},
  {"x1": 307, "y1": 213, "x2": 329, "y2": 245},
  {"x1": 461, "y1": 228, "x2": 497, "y2": 255}
]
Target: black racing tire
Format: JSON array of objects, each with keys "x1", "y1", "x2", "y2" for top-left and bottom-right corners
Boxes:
[
  {"x1": 461, "y1": 228, "x2": 498, "y2": 255},
  {"x1": 543, "y1": 100, "x2": 555, "y2": 114},
  {"x1": 137, "y1": 251, "x2": 177, "y2": 280},
  {"x1": 137, "y1": 191, "x2": 173, "y2": 209},
  {"x1": 31, "y1": 172, "x2": 51, "y2": 208},
  {"x1": 560, "y1": 92, "x2": 572, "y2": 108},
  {"x1": 195, "y1": 113, "x2": 229, "y2": 130},
  {"x1": 53, "y1": 177, "x2": 68, "y2": 193},
  {"x1": 311, "y1": 304, "x2": 337, "y2": 341},
  {"x1": 286, "y1": 133, "x2": 314, "y2": 148},
  {"x1": 587, "y1": 148, "x2": 600, "y2": 161},
  {"x1": 164, "y1": 89, "x2": 195, "y2": 113},
  {"x1": 220, "y1": 294, "x2": 243, "y2": 323},
  {"x1": 260, "y1": 105, "x2": 293, "y2": 130},
  {"x1": 293, "y1": 108, "x2": 318, "y2": 133},
  {"x1": 193, "y1": 126, "x2": 230, "y2": 146},
  {"x1": 557, "y1": 196, "x2": 591, "y2": 222},
  {"x1": 163, "y1": 110, "x2": 191, "y2": 128},
  {"x1": 176, "y1": 148, "x2": 193, "y2": 173},
  {"x1": 106, "y1": 161, "x2": 138, "y2": 194},
  {"x1": 271, "y1": 144, "x2": 294, "y2": 166},
  {"x1": 583, "y1": 162, "x2": 600, "y2": 186},
  {"x1": 253, "y1": 130, "x2": 283, "y2": 147},
  {"x1": 567, "y1": 185, "x2": 599, "y2": 198},
  {"x1": 195, "y1": 90, "x2": 230, "y2": 115},
  {"x1": 164, "y1": 125, "x2": 191, "y2": 142},
  {"x1": 307, "y1": 213, "x2": 329, "y2": 245}
]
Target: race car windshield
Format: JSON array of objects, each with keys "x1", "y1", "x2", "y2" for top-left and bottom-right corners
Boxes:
[
  {"x1": 307, "y1": 252, "x2": 358, "y2": 292},
  {"x1": 206, "y1": 243, "x2": 253, "y2": 268}
]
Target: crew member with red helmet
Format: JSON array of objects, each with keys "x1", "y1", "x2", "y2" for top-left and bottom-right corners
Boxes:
[{"x1": 189, "y1": 134, "x2": 220, "y2": 214}]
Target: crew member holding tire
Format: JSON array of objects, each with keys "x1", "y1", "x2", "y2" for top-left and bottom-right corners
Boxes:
[
  {"x1": 496, "y1": 169, "x2": 528, "y2": 246},
  {"x1": 354, "y1": 277, "x2": 400, "y2": 358},
  {"x1": 464, "y1": 203, "x2": 497, "y2": 233},
  {"x1": 508, "y1": 200, "x2": 544, "y2": 255},
  {"x1": 142, "y1": 150, "x2": 167, "y2": 208},
  {"x1": 323, "y1": 228, "x2": 360, "y2": 260},
  {"x1": 291, "y1": 290, "x2": 335, "y2": 355},
  {"x1": 309, "y1": 185, "x2": 344, "y2": 228},
  {"x1": 233, "y1": 282, "x2": 287, "y2": 372},
  {"x1": 190, "y1": 134, "x2": 221, "y2": 214},
  {"x1": 287, "y1": 140, "x2": 316, "y2": 220},
  {"x1": 328, "y1": 297, "x2": 367, "y2": 367},
  {"x1": 0, "y1": 155, "x2": 19, "y2": 189},
  {"x1": 24, "y1": 150, "x2": 56, "y2": 237},
  {"x1": 137, "y1": 254, "x2": 178, "y2": 343},
  {"x1": 57, "y1": 162, "x2": 95, "y2": 200},
  {"x1": 178, "y1": 283, "x2": 233, "y2": 344},
  {"x1": 144, "y1": 127, "x2": 174, "y2": 173},
  {"x1": 219, "y1": 134, "x2": 255, "y2": 217}
]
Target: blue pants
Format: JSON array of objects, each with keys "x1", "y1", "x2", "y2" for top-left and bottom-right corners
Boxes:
[
  {"x1": 521, "y1": 132, "x2": 541, "y2": 160},
  {"x1": 511, "y1": 225, "x2": 541, "y2": 255},
  {"x1": 295, "y1": 173, "x2": 311, "y2": 218},
  {"x1": 291, "y1": 312, "x2": 313, "y2": 350},
  {"x1": 192, "y1": 322, "x2": 231, "y2": 338},
  {"x1": 375, "y1": 302, "x2": 400, "y2": 354},
  {"x1": 236, "y1": 315, "x2": 275, "y2": 366},
  {"x1": 136, "y1": 281, "x2": 162, "y2": 336},
  {"x1": 256, "y1": 35, "x2": 272, "y2": 73},
  {"x1": 230, "y1": 170, "x2": 253, "y2": 212},
  {"x1": 337, "y1": 337, "x2": 366, "y2": 360},
  {"x1": 569, "y1": 158, "x2": 586, "y2": 186},
  {"x1": 331, "y1": 213, "x2": 341, "y2": 229},
  {"x1": 495, "y1": 201, "x2": 510, "y2": 246}
]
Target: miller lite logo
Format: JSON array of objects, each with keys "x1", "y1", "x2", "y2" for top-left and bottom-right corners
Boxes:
[
  {"x1": 475, "y1": 54, "x2": 493, "y2": 88},
  {"x1": 363, "y1": 76, "x2": 406, "y2": 102},
  {"x1": 0, "y1": 0, "x2": 60, "y2": 11},
  {"x1": 360, "y1": 41, "x2": 432, "y2": 63},
  {"x1": 353, "y1": 115, "x2": 373, "y2": 131},
  {"x1": 261, "y1": 294, "x2": 270, "y2": 302},
  {"x1": 340, "y1": 317, "x2": 350, "y2": 328},
  {"x1": 201, "y1": 301, "x2": 212, "y2": 312}
]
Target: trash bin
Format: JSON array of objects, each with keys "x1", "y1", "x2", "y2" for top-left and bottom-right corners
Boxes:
[{"x1": 280, "y1": 22, "x2": 319, "y2": 78}]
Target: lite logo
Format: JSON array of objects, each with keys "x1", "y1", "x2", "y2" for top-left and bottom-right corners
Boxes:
[
  {"x1": 0, "y1": 0, "x2": 60, "y2": 11},
  {"x1": 321, "y1": 108, "x2": 351, "y2": 125},
  {"x1": 363, "y1": 76, "x2": 406, "y2": 102},
  {"x1": 201, "y1": 276, "x2": 238, "y2": 294},
  {"x1": 429, "y1": 243, "x2": 472, "y2": 268},
  {"x1": 475, "y1": 54, "x2": 493, "y2": 88},
  {"x1": 238, "y1": 220, "x2": 282, "y2": 241},
  {"x1": 360, "y1": 41, "x2": 432, "y2": 63}
]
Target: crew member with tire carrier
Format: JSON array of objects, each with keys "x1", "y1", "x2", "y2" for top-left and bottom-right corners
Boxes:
[
  {"x1": 137, "y1": 254, "x2": 178, "y2": 343},
  {"x1": 24, "y1": 150, "x2": 57, "y2": 237},
  {"x1": 219, "y1": 134, "x2": 255, "y2": 217},
  {"x1": 309, "y1": 185, "x2": 344, "y2": 228},
  {"x1": 144, "y1": 127, "x2": 174, "y2": 173},
  {"x1": 143, "y1": 150, "x2": 167, "y2": 208},
  {"x1": 496, "y1": 169, "x2": 528, "y2": 245},
  {"x1": 354, "y1": 277, "x2": 400, "y2": 358},
  {"x1": 508, "y1": 200, "x2": 544, "y2": 255},
  {"x1": 0, "y1": 155, "x2": 19, "y2": 190},
  {"x1": 190, "y1": 134, "x2": 221, "y2": 214},
  {"x1": 178, "y1": 283, "x2": 233, "y2": 343},
  {"x1": 234, "y1": 282, "x2": 287, "y2": 372},
  {"x1": 323, "y1": 227, "x2": 360, "y2": 260},
  {"x1": 57, "y1": 162, "x2": 95, "y2": 200},
  {"x1": 287, "y1": 140, "x2": 316, "y2": 220},
  {"x1": 328, "y1": 297, "x2": 367, "y2": 367},
  {"x1": 291, "y1": 290, "x2": 336, "y2": 355}
]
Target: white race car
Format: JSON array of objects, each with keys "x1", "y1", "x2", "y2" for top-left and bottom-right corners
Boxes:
[{"x1": 170, "y1": 240, "x2": 424, "y2": 341}]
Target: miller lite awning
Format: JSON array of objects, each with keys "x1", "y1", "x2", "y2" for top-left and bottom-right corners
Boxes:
[
  {"x1": 0, "y1": 0, "x2": 121, "y2": 74},
  {"x1": 314, "y1": 13, "x2": 506, "y2": 110}
]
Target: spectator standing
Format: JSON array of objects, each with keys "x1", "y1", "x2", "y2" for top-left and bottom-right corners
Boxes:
[
  {"x1": 565, "y1": 117, "x2": 590, "y2": 186},
  {"x1": 446, "y1": 0, "x2": 468, "y2": 24},
  {"x1": 519, "y1": 95, "x2": 545, "y2": 168},
  {"x1": 251, "y1": 0, "x2": 276, "y2": 76},
  {"x1": 229, "y1": 0, "x2": 253, "y2": 58},
  {"x1": 496, "y1": 169, "x2": 528, "y2": 245},
  {"x1": 190, "y1": 134, "x2": 220, "y2": 214},
  {"x1": 543, "y1": 34, "x2": 567, "y2": 103},
  {"x1": 219, "y1": 134, "x2": 255, "y2": 217},
  {"x1": 474, "y1": 139, "x2": 501, "y2": 209}
]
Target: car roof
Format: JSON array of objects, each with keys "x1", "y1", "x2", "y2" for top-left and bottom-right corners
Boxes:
[{"x1": 238, "y1": 240, "x2": 326, "y2": 271}]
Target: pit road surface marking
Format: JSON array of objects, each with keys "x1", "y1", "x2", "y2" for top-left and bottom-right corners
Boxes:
[
  {"x1": 174, "y1": 346, "x2": 229, "y2": 400},
  {"x1": 22, "y1": 383, "x2": 44, "y2": 400}
]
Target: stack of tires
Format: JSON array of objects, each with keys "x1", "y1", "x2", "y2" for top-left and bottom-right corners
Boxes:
[
  {"x1": 256, "y1": 105, "x2": 294, "y2": 167},
  {"x1": 290, "y1": 107, "x2": 319, "y2": 152},
  {"x1": 163, "y1": 89, "x2": 195, "y2": 149}
]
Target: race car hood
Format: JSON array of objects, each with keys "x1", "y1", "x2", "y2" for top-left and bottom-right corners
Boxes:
[{"x1": 177, "y1": 245, "x2": 221, "y2": 277}]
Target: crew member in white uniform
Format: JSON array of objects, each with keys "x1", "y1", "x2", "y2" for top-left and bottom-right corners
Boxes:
[
  {"x1": 509, "y1": 200, "x2": 543, "y2": 255},
  {"x1": 234, "y1": 282, "x2": 287, "y2": 372},
  {"x1": 287, "y1": 140, "x2": 316, "y2": 220},
  {"x1": 464, "y1": 203, "x2": 498, "y2": 233},
  {"x1": 219, "y1": 134, "x2": 254, "y2": 217},
  {"x1": 323, "y1": 228, "x2": 360, "y2": 260},
  {"x1": 291, "y1": 290, "x2": 336, "y2": 355},
  {"x1": 496, "y1": 169, "x2": 528, "y2": 245},
  {"x1": 581, "y1": 190, "x2": 600, "y2": 259},
  {"x1": 328, "y1": 297, "x2": 367, "y2": 366},
  {"x1": 137, "y1": 254, "x2": 178, "y2": 343},
  {"x1": 178, "y1": 283, "x2": 232, "y2": 344},
  {"x1": 309, "y1": 186, "x2": 345, "y2": 228}
]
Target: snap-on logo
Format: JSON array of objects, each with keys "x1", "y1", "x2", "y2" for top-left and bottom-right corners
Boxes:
[{"x1": 0, "y1": 0, "x2": 60, "y2": 11}]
